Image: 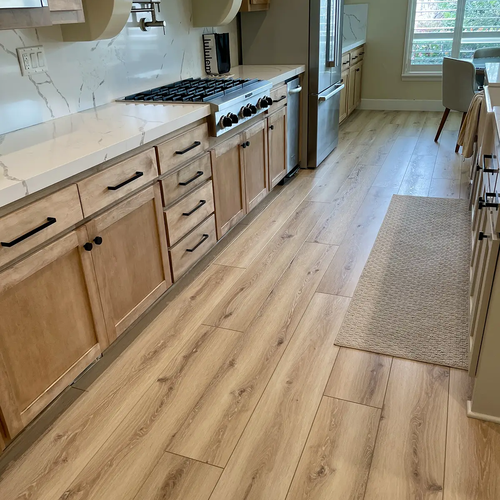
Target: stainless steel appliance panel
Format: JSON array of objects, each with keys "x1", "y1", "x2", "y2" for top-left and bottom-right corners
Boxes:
[
  {"x1": 0, "y1": 0, "x2": 47, "y2": 7},
  {"x1": 286, "y1": 77, "x2": 302, "y2": 173}
]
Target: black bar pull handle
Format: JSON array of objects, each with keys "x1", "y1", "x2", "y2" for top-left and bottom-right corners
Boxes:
[
  {"x1": 108, "y1": 171, "x2": 144, "y2": 191},
  {"x1": 179, "y1": 171, "x2": 204, "y2": 186},
  {"x1": 186, "y1": 234, "x2": 209, "y2": 253},
  {"x1": 175, "y1": 141, "x2": 201, "y2": 155},
  {"x1": 1, "y1": 217, "x2": 57, "y2": 248},
  {"x1": 273, "y1": 96, "x2": 286, "y2": 103},
  {"x1": 182, "y1": 200, "x2": 206, "y2": 216}
]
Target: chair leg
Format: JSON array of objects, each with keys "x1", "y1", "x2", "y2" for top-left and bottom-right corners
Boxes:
[
  {"x1": 455, "y1": 112, "x2": 467, "y2": 153},
  {"x1": 435, "y1": 108, "x2": 450, "y2": 142}
]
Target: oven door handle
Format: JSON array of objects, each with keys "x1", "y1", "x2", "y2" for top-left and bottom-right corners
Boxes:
[
  {"x1": 288, "y1": 86, "x2": 303, "y2": 95},
  {"x1": 318, "y1": 83, "x2": 344, "y2": 102}
]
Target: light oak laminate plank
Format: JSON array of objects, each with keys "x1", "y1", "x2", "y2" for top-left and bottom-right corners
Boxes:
[
  {"x1": 0, "y1": 264, "x2": 244, "y2": 500},
  {"x1": 429, "y1": 178, "x2": 461, "y2": 199},
  {"x1": 60, "y1": 325, "x2": 241, "y2": 500},
  {"x1": 364, "y1": 359, "x2": 449, "y2": 500},
  {"x1": 400, "y1": 111, "x2": 426, "y2": 137},
  {"x1": 204, "y1": 201, "x2": 328, "y2": 332},
  {"x1": 168, "y1": 242, "x2": 338, "y2": 466},
  {"x1": 324, "y1": 348, "x2": 392, "y2": 408},
  {"x1": 398, "y1": 154, "x2": 436, "y2": 197},
  {"x1": 209, "y1": 293, "x2": 350, "y2": 500},
  {"x1": 286, "y1": 397, "x2": 381, "y2": 500},
  {"x1": 317, "y1": 186, "x2": 395, "y2": 297},
  {"x1": 133, "y1": 453, "x2": 221, "y2": 500},
  {"x1": 444, "y1": 369, "x2": 500, "y2": 500},
  {"x1": 413, "y1": 112, "x2": 442, "y2": 157},
  {"x1": 357, "y1": 123, "x2": 401, "y2": 167},
  {"x1": 215, "y1": 175, "x2": 318, "y2": 268}
]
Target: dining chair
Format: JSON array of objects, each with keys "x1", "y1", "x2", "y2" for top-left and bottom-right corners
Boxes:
[
  {"x1": 435, "y1": 57, "x2": 476, "y2": 152},
  {"x1": 473, "y1": 47, "x2": 500, "y2": 59}
]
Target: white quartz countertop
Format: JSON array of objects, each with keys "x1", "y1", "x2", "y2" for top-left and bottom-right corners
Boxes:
[
  {"x1": 0, "y1": 65, "x2": 305, "y2": 210},
  {"x1": 343, "y1": 39, "x2": 366, "y2": 54}
]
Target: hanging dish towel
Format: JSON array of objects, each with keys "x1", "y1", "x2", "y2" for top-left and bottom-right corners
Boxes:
[{"x1": 458, "y1": 91, "x2": 484, "y2": 158}]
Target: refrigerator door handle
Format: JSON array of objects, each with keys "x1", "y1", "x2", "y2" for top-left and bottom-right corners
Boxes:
[
  {"x1": 288, "y1": 86, "x2": 303, "y2": 94},
  {"x1": 326, "y1": 0, "x2": 340, "y2": 68},
  {"x1": 318, "y1": 82, "x2": 344, "y2": 102}
]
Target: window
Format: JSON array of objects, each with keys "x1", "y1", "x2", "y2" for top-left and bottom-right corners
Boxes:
[{"x1": 403, "y1": 0, "x2": 500, "y2": 78}]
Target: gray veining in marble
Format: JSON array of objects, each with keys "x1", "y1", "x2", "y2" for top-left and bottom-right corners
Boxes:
[{"x1": 343, "y1": 4, "x2": 368, "y2": 44}]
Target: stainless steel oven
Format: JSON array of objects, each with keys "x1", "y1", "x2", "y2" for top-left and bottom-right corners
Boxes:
[{"x1": 0, "y1": 0, "x2": 48, "y2": 8}]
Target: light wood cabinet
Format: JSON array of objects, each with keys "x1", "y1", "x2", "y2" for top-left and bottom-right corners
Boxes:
[
  {"x1": 85, "y1": 185, "x2": 171, "y2": 343},
  {"x1": 211, "y1": 134, "x2": 247, "y2": 239},
  {"x1": 340, "y1": 44, "x2": 365, "y2": 123},
  {"x1": 339, "y1": 69, "x2": 349, "y2": 124},
  {"x1": 242, "y1": 120, "x2": 269, "y2": 212},
  {"x1": 240, "y1": 0, "x2": 271, "y2": 12},
  {"x1": 0, "y1": 227, "x2": 107, "y2": 439},
  {"x1": 268, "y1": 107, "x2": 287, "y2": 188}
]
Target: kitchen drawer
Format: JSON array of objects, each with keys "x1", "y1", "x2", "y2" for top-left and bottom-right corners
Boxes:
[
  {"x1": 169, "y1": 215, "x2": 217, "y2": 282},
  {"x1": 157, "y1": 123, "x2": 210, "y2": 175},
  {"x1": 161, "y1": 153, "x2": 212, "y2": 207},
  {"x1": 342, "y1": 52, "x2": 351, "y2": 69},
  {"x1": 350, "y1": 45, "x2": 365, "y2": 64},
  {"x1": 77, "y1": 149, "x2": 157, "y2": 217},
  {"x1": 164, "y1": 181, "x2": 215, "y2": 245},
  {"x1": 270, "y1": 84, "x2": 287, "y2": 109},
  {"x1": 0, "y1": 185, "x2": 83, "y2": 269}
]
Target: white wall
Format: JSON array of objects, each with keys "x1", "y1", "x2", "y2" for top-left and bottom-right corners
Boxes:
[{"x1": 0, "y1": 0, "x2": 239, "y2": 135}]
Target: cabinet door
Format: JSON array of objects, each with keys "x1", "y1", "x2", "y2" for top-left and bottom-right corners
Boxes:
[
  {"x1": 268, "y1": 107, "x2": 287, "y2": 188},
  {"x1": 211, "y1": 134, "x2": 247, "y2": 239},
  {"x1": 339, "y1": 69, "x2": 349, "y2": 123},
  {"x1": 243, "y1": 120, "x2": 269, "y2": 212},
  {"x1": 87, "y1": 184, "x2": 172, "y2": 343},
  {"x1": 0, "y1": 227, "x2": 107, "y2": 439},
  {"x1": 354, "y1": 60, "x2": 363, "y2": 108},
  {"x1": 348, "y1": 64, "x2": 357, "y2": 115}
]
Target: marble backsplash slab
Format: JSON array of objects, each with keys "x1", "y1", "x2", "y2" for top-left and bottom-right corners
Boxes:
[
  {"x1": 343, "y1": 4, "x2": 368, "y2": 44},
  {"x1": 0, "y1": 0, "x2": 238, "y2": 135}
]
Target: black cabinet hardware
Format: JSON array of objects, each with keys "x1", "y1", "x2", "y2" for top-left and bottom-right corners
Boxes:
[
  {"x1": 179, "y1": 171, "x2": 204, "y2": 186},
  {"x1": 356, "y1": 68, "x2": 360, "y2": 72},
  {"x1": 1, "y1": 217, "x2": 57, "y2": 248},
  {"x1": 269, "y1": 125, "x2": 275, "y2": 130},
  {"x1": 483, "y1": 154, "x2": 499, "y2": 173},
  {"x1": 176, "y1": 141, "x2": 201, "y2": 155},
  {"x1": 182, "y1": 200, "x2": 206, "y2": 216},
  {"x1": 342, "y1": 61, "x2": 349, "y2": 65},
  {"x1": 478, "y1": 192, "x2": 500, "y2": 210},
  {"x1": 186, "y1": 234, "x2": 209, "y2": 252},
  {"x1": 241, "y1": 141, "x2": 251, "y2": 149},
  {"x1": 479, "y1": 231, "x2": 489, "y2": 241},
  {"x1": 83, "y1": 242, "x2": 93, "y2": 251},
  {"x1": 273, "y1": 96, "x2": 286, "y2": 103},
  {"x1": 93, "y1": 236, "x2": 103, "y2": 246},
  {"x1": 352, "y1": 56, "x2": 358, "y2": 60},
  {"x1": 108, "y1": 171, "x2": 144, "y2": 191}
]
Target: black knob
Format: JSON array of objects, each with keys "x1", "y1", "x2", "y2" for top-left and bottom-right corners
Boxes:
[
  {"x1": 83, "y1": 242, "x2": 93, "y2": 252},
  {"x1": 94, "y1": 236, "x2": 103, "y2": 246},
  {"x1": 265, "y1": 97, "x2": 273, "y2": 106},
  {"x1": 248, "y1": 104, "x2": 257, "y2": 115},
  {"x1": 222, "y1": 116, "x2": 233, "y2": 128},
  {"x1": 270, "y1": 125, "x2": 275, "y2": 130},
  {"x1": 241, "y1": 106, "x2": 252, "y2": 118},
  {"x1": 246, "y1": 141, "x2": 250, "y2": 147},
  {"x1": 258, "y1": 98, "x2": 268, "y2": 109},
  {"x1": 228, "y1": 113, "x2": 239, "y2": 124},
  {"x1": 242, "y1": 143, "x2": 247, "y2": 149}
]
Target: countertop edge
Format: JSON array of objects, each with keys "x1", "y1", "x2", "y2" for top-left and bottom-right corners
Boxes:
[{"x1": 342, "y1": 39, "x2": 366, "y2": 54}]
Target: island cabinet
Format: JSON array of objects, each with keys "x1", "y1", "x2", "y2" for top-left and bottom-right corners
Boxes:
[
  {"x1": 268, "y1": 106, "x2": 287, "y2": 188},
  {"x1": 0, "y1": 226, "x2": 108, "y2": 441}
]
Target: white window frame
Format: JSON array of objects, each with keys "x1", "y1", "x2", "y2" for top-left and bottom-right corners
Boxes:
[{"x1": 402, "y1": 0, "x2": 500, "y2": 80}]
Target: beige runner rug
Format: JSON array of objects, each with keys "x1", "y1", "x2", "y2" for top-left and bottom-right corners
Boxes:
[{"x1": 335, "y1": 195, "x2": 471, "y2": 369}]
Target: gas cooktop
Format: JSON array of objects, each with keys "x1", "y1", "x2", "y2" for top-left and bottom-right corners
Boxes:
[{"x1": 119, "y1": 77, "x2": 274, "y2": 137}]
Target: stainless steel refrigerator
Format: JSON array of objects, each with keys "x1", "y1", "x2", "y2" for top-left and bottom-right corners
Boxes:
[{"x1": 240, "y1": 0, "x2": 344, "y2": 168}]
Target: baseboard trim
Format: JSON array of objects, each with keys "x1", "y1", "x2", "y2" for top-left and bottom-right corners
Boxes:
[
  {"x1": 467, "y1": 400, "x2": 500, "y2": 424},
  {"x1": 359, "y1": 99, "x2": 444, "y2": 112}
]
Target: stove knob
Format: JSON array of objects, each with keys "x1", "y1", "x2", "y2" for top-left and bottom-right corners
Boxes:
[
  {"x1": 265, "y1": 96, "x2": 273, "y2": 106},
  {"x1": 219, "y1": 115, "x2": 233, "y2": 129},
  {"x1": 248, "y1": 104, "x2": 257, "y2": 115},
  {"x1": 257, "y1": 98, "x2": 269, "y2": 109},
  {"x1": 228, "y1": 113, "x2": 239, "y2": 124},
  {"x1": 240, "y1": 106, "x2": 252, "y2": 118}
]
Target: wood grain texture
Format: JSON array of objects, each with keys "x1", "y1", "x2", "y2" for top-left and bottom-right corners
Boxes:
[
  {"x1": 364, "y1": 359, "x2": 449, "y2": 500},
  {"x1": 60, "y1": 325, "x2": 241, "y2": 500},
  {"x1": 168, "y1": 242, "x2": 338, "y2": 466},
  {"x1": 132, "y1": 453, "x2": 221, "y2": 500},
  {"x1": 398, "y1": 154, "x2": 435, "y2": 197},
  {"x1": 444, "y1": 369, "x2": 500, "y2": 500},
  {"x1": 209, "y1": 293, "x2": 350, "y2": 500},
  {"x1": 0, "y1": 264, "x2": 243, "y2": 500},
  {"x1": 268, "y1": 106, "x2": 288, "y2": 188},
  {"x1": 286, "y1": 397, "x2": 381, "y2": 500},
  {"x1": 325, "y1": 348, "x2": 392, "y2": 408},
  {"x1": 205, "y1": 201, "x2": 328, "y2": 332}
]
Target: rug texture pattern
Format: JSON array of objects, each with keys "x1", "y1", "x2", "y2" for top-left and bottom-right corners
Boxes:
[{"x1": 335, "y1": 195, "x2": 471, "y2": 369}]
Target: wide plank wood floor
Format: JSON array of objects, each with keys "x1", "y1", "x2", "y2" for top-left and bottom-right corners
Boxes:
[{"x1": 1, "y1": 110, "x2": 499, "y2": 500}]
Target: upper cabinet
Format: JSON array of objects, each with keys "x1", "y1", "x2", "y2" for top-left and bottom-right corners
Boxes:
[
  {"x1": 0, "y1": 0, "x2": 84, "y2": 29},
  {"x1": 240, "y1": 0, "x2": 270, "y2": 12},
  {"x1": 191, "y1": 0, "x2": 241, "y2": 27}
]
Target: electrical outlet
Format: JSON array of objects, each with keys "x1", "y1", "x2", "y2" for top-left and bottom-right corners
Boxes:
[{"x1": 16, "y1": 46, "x2": 48, "y2": 76}]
